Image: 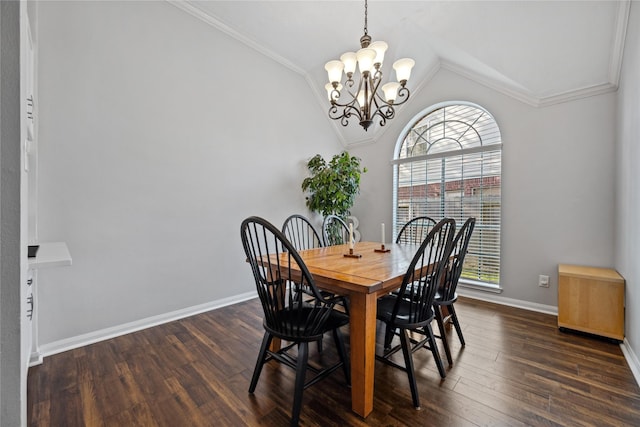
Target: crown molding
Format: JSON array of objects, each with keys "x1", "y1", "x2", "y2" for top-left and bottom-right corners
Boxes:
[
  {"x1": 609, "y1": 0, "x2": 630, "y2": 87},
  {"x1": 537, "y1": 82, "x2": 619, "y2": 107},
  {"x1": 440, "y1": 60, "x2": 539, "y2": 107},
  {"x1": 169, "y1": 0, "x2": 629, "y2": 139},
  {"x1": 166, "y1": 0, "x2": 305, "y2": 75},
  {"x1": 443, "y1": 60, "x2": 619, "y2": 109}
]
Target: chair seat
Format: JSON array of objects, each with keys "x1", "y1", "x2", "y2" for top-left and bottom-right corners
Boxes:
[
  {"x1": 377, "y1": 294, "x2": 434, "y2": 327},
  {"x1": 434, "y1": 291, "x2": 458, "y2": 305},
  {"x1": 266, "y1": 307, "x2": 349, "y2": 341}
]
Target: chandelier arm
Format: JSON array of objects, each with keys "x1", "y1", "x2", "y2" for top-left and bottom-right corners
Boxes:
[
  {"x1": 330, "y1": 77, "x2": 364, "y2": 108},
  {"x1": 341, "y1": 116, "x2": 351, "y2": 127},
  {"x1": 371, "y1": 90, "x2": 387, "y2": 108},
  {"x1": 363, "y1": 73, "x2": 383, "y2": 120},
  {"x1": 393, "y1": 86, "x2": 411, "y2": 106},
  {"x1": 376, "y1": 104, "x2": 396, "y2": 120},
  {"x1": 330, "y1": 96, "x2": 359, "y2": 109},
  {"x1": 328, "y1": 104, "x2": 364, "y2": 123},
  {"x1": 368, "y1": 75, "x2": 383, "y2": 102},
  {"x1": 342, "y1": 77, "x2": 364, "y2": 107},
  {"x1": 373, "y1": 104, "x2": 395, "y2": 127}
]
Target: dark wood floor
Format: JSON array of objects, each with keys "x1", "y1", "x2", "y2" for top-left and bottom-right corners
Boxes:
[{"x1": 28, "y1": 297, "x2": 640, "y2": 426}]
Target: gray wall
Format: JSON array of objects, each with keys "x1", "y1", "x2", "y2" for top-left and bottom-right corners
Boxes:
[
  {"x1": 351, "y1": 68, "x2": 616, "y2": 310},
  {"x1": 32, "y1": 0, "x2": 638, "y2": 377},
  {"x1": 35, "y1": 1, "x2": 341, "y2": 348},
  {"x1": 1, "y1": 1, "x2": 24, "y2": 425},
  {"x1": 616, "y1": 1, "x2": 640, "y2": 372}
]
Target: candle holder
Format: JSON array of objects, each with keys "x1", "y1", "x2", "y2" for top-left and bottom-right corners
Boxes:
[
  {"x1": 374, "y1": 244, "x2": 390, "y2": 253},
  {"x1": 344, "y1": 247, "x2": 362, "y2": 258}
]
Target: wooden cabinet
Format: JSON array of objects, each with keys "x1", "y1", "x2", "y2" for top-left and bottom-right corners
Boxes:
[{"x1": 558, "y1": 264, "x2": 624, "y2": 341}]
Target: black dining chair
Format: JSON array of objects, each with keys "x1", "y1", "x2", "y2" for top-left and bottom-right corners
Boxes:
[
  {"x1": 282, "y1": 214, "x2": 346, "y2": 348},
  {"x1": 433, "y1": 217, "x2": 475, "y2": 365},
  {"x1": 376, "y1": 218, "x2": 455, "y2": 409},
  {"x1": 322, "y1": 214, "x2": 351, "y2": 246},
  {"x1": 282, "y1": 214, "x2": 324, "y2": 251},
  {"x1": 382, "y1": 215, "x2": 439, "y2": 349},
  {"x1": 241, "y1": 216, "x2": 350, "y2": 427},
  {"x1": 396, "y1": 216, "x2": 438, "y2": 245}
]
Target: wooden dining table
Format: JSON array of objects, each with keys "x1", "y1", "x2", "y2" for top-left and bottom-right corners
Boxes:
[{"x1": 280, "y1": 240, "x2": 422, "y2": 418}]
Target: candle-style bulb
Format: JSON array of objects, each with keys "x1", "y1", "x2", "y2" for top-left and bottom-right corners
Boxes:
[{"x1": 349, "y1": 223, "x2": 354, "y2": 250}]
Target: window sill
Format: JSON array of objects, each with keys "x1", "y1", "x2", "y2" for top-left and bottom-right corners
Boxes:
[{"x1": 459, "y1": 279, "x2": 503, "y2": 294}]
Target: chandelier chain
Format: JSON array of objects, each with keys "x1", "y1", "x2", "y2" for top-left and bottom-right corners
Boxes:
[{"x1": 363, "y1": 0, "x2": 368, "y2": 36}]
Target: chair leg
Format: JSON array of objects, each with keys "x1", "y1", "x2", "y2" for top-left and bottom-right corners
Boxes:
[
  {"x1": 399, "y1": 329, "x2": 420, "y2": 409},
  {"x1": 449, "y1": 305, "x2": 465, "y2": 346},
  {"x1": 317, "y1": 337, "x2": 323, "y2": 353},
  {"x1": 425, "y1": 323, "x2": 446, "y2": 379},
  {"x1": 291, "y1": 342, "x2": 309, "y2": 427},
  {"x1": 332, "y1": 328, "x2": 350, "y2": 385},
  {"x1": 384, "y1": 325, "x2": 396, "y2": 349},
  {"x1": 434, "y1": 306, "x2": 453, "y2": 365},
  {"x1": 249, "y1": 332, "x2": 273, "y2": 393},
  {"x1": 341, "y1": 297, "x2": 350, "y2": 315}
]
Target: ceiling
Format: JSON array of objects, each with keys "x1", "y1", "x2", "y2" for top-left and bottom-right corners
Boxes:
[{"x1": 170, "y1": 0, "x2": 629, "y2": 145}]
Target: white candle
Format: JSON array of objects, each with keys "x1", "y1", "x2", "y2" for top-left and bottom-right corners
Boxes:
[
  {"x1": 349, "y1": 223, "x2": 354, "y2": 249},
  {"x1": 381, "y1": 223, "x2": 385, "y2": 246}
]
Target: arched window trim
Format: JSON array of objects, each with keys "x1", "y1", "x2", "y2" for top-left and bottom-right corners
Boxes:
[{"x1": 392, "y1": 101, "x2": 503, "y2": 292}]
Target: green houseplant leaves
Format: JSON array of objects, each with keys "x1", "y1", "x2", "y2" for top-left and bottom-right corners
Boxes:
[{"x1": 301, "y1": 152, "x2": 367, "y2": 218}]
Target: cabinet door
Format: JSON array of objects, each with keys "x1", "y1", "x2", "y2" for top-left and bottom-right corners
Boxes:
[{"x1": 558, "y1": 272, "x2": 624, "y2": 340}]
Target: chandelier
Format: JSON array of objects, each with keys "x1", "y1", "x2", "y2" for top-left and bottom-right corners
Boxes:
[{"x1": 324, "y1": 0, "x2": 415, "y2": 131}]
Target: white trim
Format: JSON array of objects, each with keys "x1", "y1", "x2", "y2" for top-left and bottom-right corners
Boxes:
[
  {"x1": 609, "y1": 0, "x2": 630, "y2": 87},
  {"x1": 391, "y1": 143, "x2": 503, "y2": 165},
  {"x1": 29, "y1": 351, "x2": 43, "y2": 366},
  {"x1": 536, "y1": 82, "x2": 618, "y2": 107},
  {"x1": 441, "y1": 60, "x2": 539, "y2": 107},
  {"x1": 457, "y1": 288, "x2": 558, "y2": 316},
  {"x1": 621, "y1": 338, "x2": 640, "y2": 388},
  {"x1": 442, "y1": 61, "x2": 619, "y2": 108},
  {"x1": 168, "y1": 0, "x2": 629, "y2": 146},
  {"x1": 166, "y1": 0, "x2": 304, "y2": 75},
  {"x1": 459, "y1": 280, "x2": 503, "y2": 294},
  {"x1": 32, "y1": 291, "x2": 257, "y2": 365}
]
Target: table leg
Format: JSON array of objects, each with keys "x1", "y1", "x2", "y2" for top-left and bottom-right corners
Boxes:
[
  {"x1": 269, "y1": 337, "x2": 281, "y2": 352},
  {"x1": 348, "y1": 292, "x2": 377, "y2": 418}
]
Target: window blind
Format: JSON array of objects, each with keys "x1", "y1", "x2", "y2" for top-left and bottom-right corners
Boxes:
[{"x1": 393, "y1": 104, "x2": 502, "y2": 287}]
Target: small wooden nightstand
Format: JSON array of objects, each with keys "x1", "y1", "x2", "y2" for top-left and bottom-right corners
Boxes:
[{"x1": 558, "y1": 264, "x2": 624, "y2": 342}]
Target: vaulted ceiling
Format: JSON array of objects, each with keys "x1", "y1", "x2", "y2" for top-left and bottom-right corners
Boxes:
[{"x1": 170, "y1": 1, "x2": 630, "y2": 145}]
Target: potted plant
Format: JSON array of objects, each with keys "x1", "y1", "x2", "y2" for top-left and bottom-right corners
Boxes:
[{"x1": 301, "y1": 152, "x2": 366, "y2": 241}]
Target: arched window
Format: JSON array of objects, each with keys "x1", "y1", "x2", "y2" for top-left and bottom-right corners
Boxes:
[{"x1": 393, "y1": 102, "x2": 502, "y2": 290}]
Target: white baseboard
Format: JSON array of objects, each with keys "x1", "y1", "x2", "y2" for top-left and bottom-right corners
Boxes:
[
  {"x1": 32, "y1": 291, "x2": 257, "y2": 365},
  {"x1": 29, "y1": 351, "x2": 43, "y2": 366},
  {"x1": 457, "y1": 288, "x2": 558, "y2": 315},
  {"x1": 31, "y1": 288, "x2": 640, "y2": 390},
  {"x1": 621, "y1": 338, "x2": 640, "y2": 387}
]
